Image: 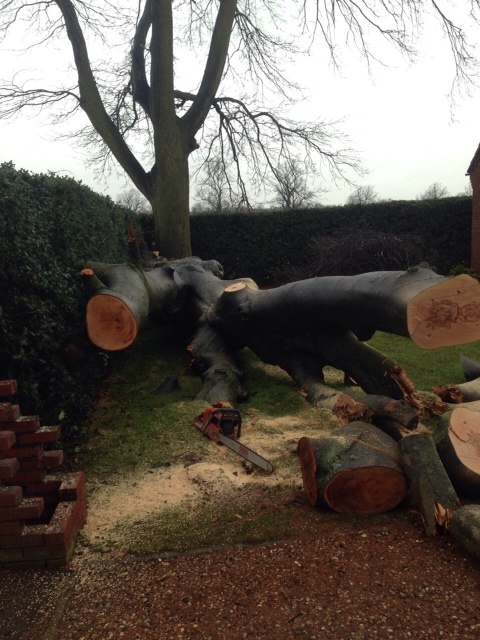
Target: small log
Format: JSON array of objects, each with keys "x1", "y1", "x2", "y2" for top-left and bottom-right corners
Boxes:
[
  {"x1": 434, "y1": 407, "x2": 480, "y2": 497},
  {"x1": 297, "y1": 422, "x2": 407, "y2": 513},
  {"x1": 398, "y1": 431, "x2": 460, "y2": 535},
  {"x1": 448, "y1": 505, "x2": 480, "y2": 560}
]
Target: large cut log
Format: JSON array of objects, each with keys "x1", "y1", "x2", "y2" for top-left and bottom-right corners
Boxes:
[
  {"x1": 448, "y1": 505, "x2": 480, "y2": 560},
  {"x1": 81, "y1": 262, "x2": 178, "y2": 350},
  {"x1": 434, "y1": 407, "x2": 480, "y2": 497},
  {"x1": 212, "y1": 266, "x2": 480, "y2": 349},
  {"x1": 297, "y1": 422, "x2": 407, "y2": 513},
  {"x1": 398, "y1": 431, "x2": 460, "y2": 535}
]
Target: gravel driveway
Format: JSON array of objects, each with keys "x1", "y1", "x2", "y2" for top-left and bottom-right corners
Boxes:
[{"x1": 1, "y1": 510, "x2": 480, "y2": 640}]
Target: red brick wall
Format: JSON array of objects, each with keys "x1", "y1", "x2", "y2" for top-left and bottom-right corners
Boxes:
[{"x1": 471, "y1": 164, "x2": 480, "y2": 273}]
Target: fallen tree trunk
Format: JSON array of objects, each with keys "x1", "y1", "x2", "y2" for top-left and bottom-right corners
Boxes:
[
  {"x1": 211, "y1": 267, "x2": 480, "y2": 349},
  {"x1": 398, "y1": 431, "x2": 461, "y2": 535},
  {"x1": 297, "y1": 422, "x2": 407, "y2": 513},
  {"x1": 434, "y1": 407, "x2": 480, "y2": 498},
  {"x1": 81, "y1": 258, "x2": 480, "y2": 414}
]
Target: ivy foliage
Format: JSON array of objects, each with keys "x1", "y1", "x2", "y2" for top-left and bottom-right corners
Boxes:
[{"x1": 0, "y1": 162, "x2": 128, "y2": 445}]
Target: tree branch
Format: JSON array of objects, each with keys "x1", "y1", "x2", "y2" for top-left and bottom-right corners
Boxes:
[
  {"x1": 183, "y1": 0, "x2": 237, "y2": 135},
  {"x1": 53, "y1": 0, "x2": 150, "y2": 196},
  {"x1": 130, "y1": 0, "x2": 152, "y2": 116}
]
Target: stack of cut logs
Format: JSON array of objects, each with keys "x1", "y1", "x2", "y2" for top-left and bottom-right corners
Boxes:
[{"x1": 297, "y1": 355, "x2": 480, "y2": 556}]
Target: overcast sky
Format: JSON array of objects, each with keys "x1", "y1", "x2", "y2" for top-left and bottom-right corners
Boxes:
[{"x1": 0, "y1": 6, "x2": 479, "y2": 207}]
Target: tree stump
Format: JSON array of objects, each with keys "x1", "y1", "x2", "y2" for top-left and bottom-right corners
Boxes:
[
  {"x1": 297, "y1": 422, "x2": 407, "y2": 513},
  {"x1": 434, "y1": 407, "x2": 480, "y2": 498}
]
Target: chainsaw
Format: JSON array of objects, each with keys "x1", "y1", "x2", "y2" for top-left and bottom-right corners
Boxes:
[{"x1": 195, "y1": 406, "x2": 274, "y2": 474}]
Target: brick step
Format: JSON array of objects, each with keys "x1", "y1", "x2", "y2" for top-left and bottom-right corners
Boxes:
[
  {"x1": 0, "y1": 431, "x2": 15, "y2": 451},
  {"x1": 0, "y1": 496, "x2": 86, "y2": 568},
  {"x1": 17, "y1": 451, "x2": 64, "y2": 471},
  {"x1": 16, "y1": 425, "x2": 60, "y2": 446},
  {"x1": 3, "y1": 445, "x2": 42, "y2": 459},
  {"x1": 0, "y1": 486, "x2": 22, "y2": 508},
  {"x1": 0, "y1": 380, "x2": 18, "y2": 397},
  {"x1": 0, "y1": 377, "x2": 86, "y2": 569},
  {"x1": 0, "y1": 416, "x2": 41, "y2": 434},
  {"x1": 0, "y1": 458, "x2": 20, "y2": 480},
  {"x1": 0, "y1": 404, "x2": 20, "y2": 423},
  {"x1": 0, "y1": 497, "x2": 44, "y2": 522}
]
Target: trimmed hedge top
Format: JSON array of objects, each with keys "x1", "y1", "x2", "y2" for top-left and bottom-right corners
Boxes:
[{"x1": 186, "y1": 198, "x2": 472, "y2": 283}]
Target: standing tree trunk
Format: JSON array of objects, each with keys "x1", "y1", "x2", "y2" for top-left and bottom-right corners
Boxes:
[{"x1": 149, "y1": 137, "x2": 192, "y2": 259}]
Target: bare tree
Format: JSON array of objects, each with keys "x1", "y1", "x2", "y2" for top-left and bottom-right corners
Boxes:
[
  {"x1": 418, "y1": 182, "x2": 450, "y2": 200},
  {"x1": 193, "y1": 159, "x2": 243, "y2": 214},
  {"x1": 117, "y1": 189, "x2": 151, "y2": 215},
  {"x1": 458, "y1": 182, "x2": 473, "y2": 197},
  {"x1": 269, "y1": 159, "x2": 319, "y2": 210},
  {"x1": 346, "y1": 185, "x2": 379, "y2": 205},
  {"x1": 1, "y1": 1, "x2": 478, "y2": 257}
]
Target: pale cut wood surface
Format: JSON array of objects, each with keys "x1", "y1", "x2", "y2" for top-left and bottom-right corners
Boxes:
[{"x1": 407, "y1": 274, "x2": 480, "y2": 349}]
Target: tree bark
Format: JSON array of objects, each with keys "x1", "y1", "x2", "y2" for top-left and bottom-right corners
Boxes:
[
  {"x1": 461, "y1": 355, "x2": 480, "y2": 382},
  {"x1": 297, "y1": 422, "x2": 407, "y2": 513},
  {"x1": 448, "y1": 505, "x2": 480, "y2": 560},
  {"x1": 398, "y1": 431, "x2": 460, "y2": 535},
  {"x1": 434, "y1": 407, "x2": 480, "y2": 498},
  {"x1": 150, "y1": 149, "x2": 192, "y2": 259}
]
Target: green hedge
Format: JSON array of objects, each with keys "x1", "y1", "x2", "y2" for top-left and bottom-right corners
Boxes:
[
  {"x1": 0, "y1": 163, "x2": 129, "y2": 446},
  {"x1": 180, "y1": 197, "x2": 472, "y2": 284}
]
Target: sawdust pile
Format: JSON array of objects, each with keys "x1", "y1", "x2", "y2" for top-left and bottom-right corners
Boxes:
[{"x1": 82, "y1": 416, "x2": 325, "y2": 546}]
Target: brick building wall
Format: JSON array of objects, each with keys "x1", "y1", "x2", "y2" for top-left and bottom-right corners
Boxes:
[{"x1": 468, "y1": 144, "x2": 480, "y2": 274}]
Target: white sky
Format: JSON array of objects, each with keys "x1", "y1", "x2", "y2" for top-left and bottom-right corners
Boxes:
[{"x1": 0, "y1": 6, "x2": 479, "y2": 206}]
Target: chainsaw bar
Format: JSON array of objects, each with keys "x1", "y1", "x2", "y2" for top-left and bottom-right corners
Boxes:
[
  {"x1": 195, "y1": 406, "x2": 274, "y2": 474},
  {"x1": 217, "y1": 432, "x2": 274, "y2": 474}
]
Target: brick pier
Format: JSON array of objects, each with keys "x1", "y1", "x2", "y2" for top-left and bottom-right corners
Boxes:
[{"x1": 0, "y1": 380, "x2": 86, "y2": 569}]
